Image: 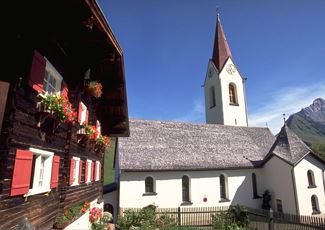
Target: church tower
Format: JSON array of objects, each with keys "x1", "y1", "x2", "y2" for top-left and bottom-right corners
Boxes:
[{"x1": 204, "y1": 15, "x2": 248, "y2": 126}]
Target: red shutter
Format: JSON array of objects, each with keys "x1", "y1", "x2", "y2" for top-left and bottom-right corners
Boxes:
[
  {"x1": 91, "y1": 161, "x2": 94, "y2": 181},
  {"x1": 85, "y1": 161, "x2": 89, "y2": 182},
  {"x1": 98, "y1": 162, "x2": 101, "y2": 180},
  {"x1": 61, "y1": 81, "x2": 69, "y2": 99},
  {"x1": 94, "y1": 162, "x2": 97, "y2": 181},
  {"x1": 79, "y1": 160, "x2": 83, "y2": 184},
  {"x1": 50, "y1": 155, "x2": 60, "y2": 189},
  {"x1": 78, "y1": 102, "x2": 83, "y2": 124},
  {"x1": 85, "y1": 110, "x2": 89, "y2": 125},
  {"x1": 69, "y1": 159, "x2": 75, "y2": 185},
  {"x1": 28, "y1": 50, "x2": 46, "y2": 93},
  {"x1": 11, "y1": 150, "x2": 33, "y2": 196}
]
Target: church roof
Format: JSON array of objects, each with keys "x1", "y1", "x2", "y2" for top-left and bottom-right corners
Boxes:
[
  {"x1": 212, "y1": 15, "x2": 232, "y2": 71},
  {"x1": 119, "y1": 119, "x2": 275, "y2": 171},
  {"x1": 264, "y1": 124, "x2": 312, "y2": 165}
]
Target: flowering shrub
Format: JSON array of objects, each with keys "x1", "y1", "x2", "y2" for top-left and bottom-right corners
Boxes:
[
  {"x1": 82, "y1": 124, "x2": 110, "y2": 148},
  {"x1": 101, "y1": 212, "x2": 113, "y2": 224},
  {"x1": 96, "y1": 135, "x2": 110, "y2": 148},
  {"x1": 54, "y1": 201, "x2": 90, "y2": 227},
  {"x1": 89, "y1": 207, "x2": 103, "y2": 223},
  {"x1": 86, "y1": 81, "x2": 103, "y2": 98},
  {"x1": 91, "y1": 212, "x2": 113, "y2": 230},
  {"x1": 84, "y1": 123, "x2": 97, "y2": 140},
  {"x1": 39, "y1": 93, "x2": 77, "y2": 123},
  {"x1": 81, "y1": 201, "x2": 90, "y2": 213}
]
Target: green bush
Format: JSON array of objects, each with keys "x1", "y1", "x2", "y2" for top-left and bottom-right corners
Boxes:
[
  {"x1": 211, "y1": 205, "x2": 251, "y2": 230},
  {"x1": 117, "y1": 205, "x2": 176, "y2": 230}
]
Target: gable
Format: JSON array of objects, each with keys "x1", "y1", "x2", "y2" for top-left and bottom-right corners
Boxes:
[
  {"x1": 295, "y1": 153, "x2": 325, "y2": 170},
  {"x1": 262, "y1": 154, "x2": 293, "y2": 167},
  {"x1": 204, "y1": 60, "x2": 220, "y2": 86},
  {"x1": 219, "y1": 57, "x2": 243, "y2": 82}
]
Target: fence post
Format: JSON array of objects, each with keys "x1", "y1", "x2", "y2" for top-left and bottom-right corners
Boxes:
[
  {"x1": 178, "y1": 206, "x2": 181, "y2": 226},
  {"x1": 268, "y1": 208, "x2": 274, "y2": 230}
]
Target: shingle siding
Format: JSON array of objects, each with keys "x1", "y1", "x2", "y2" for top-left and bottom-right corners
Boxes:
[{"x1": 119, "y1": 119, "x2": 275, "y2": 170}]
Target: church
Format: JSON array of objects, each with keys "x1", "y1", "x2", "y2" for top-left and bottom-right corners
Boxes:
[{"x1": 116, "y1": 15, "x2": 325, "y2": 216}]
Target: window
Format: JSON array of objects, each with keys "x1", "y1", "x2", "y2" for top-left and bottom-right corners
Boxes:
[
  {"x1": 28, "y1": 148, "x2": 54, "y2": 196},
  {"x1": 209, "y1": 86, "x2": 216, "y2": 108},
  {"x1": 10, "y1": 149, "x2": 60, "y2": 197},
  {"x1": 252, "y1": 173, "x2": 260, "y2": 199},
  {"x1": 220, "y1": 174, "x2": 229, "y2": 201},
  {"x1": 307, "y1": 170, "x2": 316, "y2": 188},
  {"x1": 229, "y1": 83, "x2": 237, "y2": 105},
  {"x1": 311, "y1": 195, "x2": 320, "y2": 214},
  {"x1": 95, "y1": 161, "x2": 100, "y2": 181},
  {"x1": 104, "y1": 203, "x2": 114, "y2": 215},
  {"x1": 78, "y1": 101, "x2": 88, "y2": 125},
  {"x1": 86, "y1": 160, "x2": 92, "y2": 183},
  {"x1": 69, "y1": 157, "x2": 80, "y2": 186},
  {"x1": 182, "y1": 175, "x2": 191, "y2": 203},
  {"x1": 145, "y1": 176, "x2": 154, "y2": 193},
  {"x1": 43, "y1": 59, "x2": 63, "y2": 94},
  {"x1": 276, "y1": 199, "x2": 283, "y2": 213}
]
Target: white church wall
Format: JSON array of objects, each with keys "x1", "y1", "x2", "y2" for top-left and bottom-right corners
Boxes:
[
  {"x1": 219, "y1": 58, "x2": 247, "y2": 127},
  {"x1": 294, "y1": 154, "x2": 325, "y2": 215},
  {"x1": 205, "y1": 61, "x2": 223, "y2": 124},
  {"x1": 261, "y1": 156, "x2": 297, "y2": 214},
  {"x1": 119, "y1": 169, "x2": 263, "y2": 209}
]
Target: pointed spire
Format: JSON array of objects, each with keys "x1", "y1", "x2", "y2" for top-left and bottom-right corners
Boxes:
[{"x1": 212, "y1": 15, "x2": 232, "y2": 71}]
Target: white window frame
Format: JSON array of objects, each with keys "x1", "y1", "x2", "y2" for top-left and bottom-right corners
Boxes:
[
  {"x1": 95, "y1": 161, "x2": 100, "y2": 181},
  {"x1": 86, "y1": 160, "x2": 92, "y2": 183},
  {"x1": 27, "y1": 148, "x2": 54, "y2": 196},
  {"x1": 43, "y1": 58, "x2": 63, "y2": 94},
  {"x1": 71, "y1": 157, "x2": 80, "y2": 186}
]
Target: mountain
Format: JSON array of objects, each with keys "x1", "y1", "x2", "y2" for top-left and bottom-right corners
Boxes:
[{"x1": 286, "y1": 98, "x2": 325, "y2": 146}]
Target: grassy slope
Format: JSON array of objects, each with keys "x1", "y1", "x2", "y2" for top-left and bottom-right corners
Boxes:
[
  {"x1": 104, "y1": 137, "x2": 117, "y2": 185},
  {"x1": 287, "y1": 114, "x2": 325, "y2": 161},
  {"x1": 287, "y1": 114, "x2": 325, "y2": 145}
]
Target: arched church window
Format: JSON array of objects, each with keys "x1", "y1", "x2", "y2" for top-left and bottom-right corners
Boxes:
[
  {"x1": 220, "y1": 174, "x2": 229, "y2": 201},
  {"x1": 307, "y1": 170, "x2": 316, "y2": 187},
  {"x1": 229, "y1": 84, "x2": 237, "y2": 105},
  {"x1": 252, "y1": 173, "x2": 260, "y2": 198},
  {"x1": 182, "y1": 175, "x2": 191, "y2": 203},
  {"x1": 104, "y1": 203, "x2": 114, "y2": 216},
  {"x1": 311, "y1": 195, "x2": 320, "y2": 214},
  {"x1": 209, "y1": 86, "x2": 216, "y2": 108},
  {"x1": 145, "y1": 176, "x2": 155, "y2": 193}
]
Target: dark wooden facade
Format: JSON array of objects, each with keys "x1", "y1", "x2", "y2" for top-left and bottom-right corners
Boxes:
[{"x1": 0, "y1": 0, "x2": 129, "y2": 229}]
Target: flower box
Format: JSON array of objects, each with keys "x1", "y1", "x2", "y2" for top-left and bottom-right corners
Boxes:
[
  {"x1": 53, "y1": 201, "x2": 90, "y2": 229},
  {"x1": 85, "y1": 81, "x2": 103, "y2": 98}
]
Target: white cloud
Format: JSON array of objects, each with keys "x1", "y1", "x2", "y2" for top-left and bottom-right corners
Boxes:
[
  {"x1": 249, "y1": 83, "x2": 325, "y2": 134},
  {"x1": 173, "y1": 99, "x2": 205, "y2": 123}
]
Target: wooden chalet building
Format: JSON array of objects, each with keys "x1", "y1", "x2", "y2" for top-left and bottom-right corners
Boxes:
[{"x1": 0, "y1": 0, "x2": 129, "y2": 229}]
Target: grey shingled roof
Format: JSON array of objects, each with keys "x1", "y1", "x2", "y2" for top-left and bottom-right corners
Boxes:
[
  {"x1": 119, "y1": 119, "x2": 276, "y2": 170},
  {"x1": 265, "y1": 124, "x2": 312, "y2": 165}
]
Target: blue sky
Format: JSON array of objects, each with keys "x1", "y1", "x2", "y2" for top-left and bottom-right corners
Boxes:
[{"x1": 98, "y1": 0, "x2": 325, "y2": 134}]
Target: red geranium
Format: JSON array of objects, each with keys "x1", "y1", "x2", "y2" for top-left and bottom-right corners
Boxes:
[{"x1": 89, "y1": 207, "x2": 102, "y2": 223}]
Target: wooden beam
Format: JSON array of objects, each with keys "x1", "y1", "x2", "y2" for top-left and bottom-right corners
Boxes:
[{"x1": 0, "y1": 81, "x2": 9, "y2": 134}]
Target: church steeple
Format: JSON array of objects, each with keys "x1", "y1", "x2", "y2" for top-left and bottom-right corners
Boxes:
[
  {"x1": 204, "y1": 14, "x2": 248, "y2": 127},
  {"x1": 212, "y1": 14, "x2": 232, "y2": 71}
]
